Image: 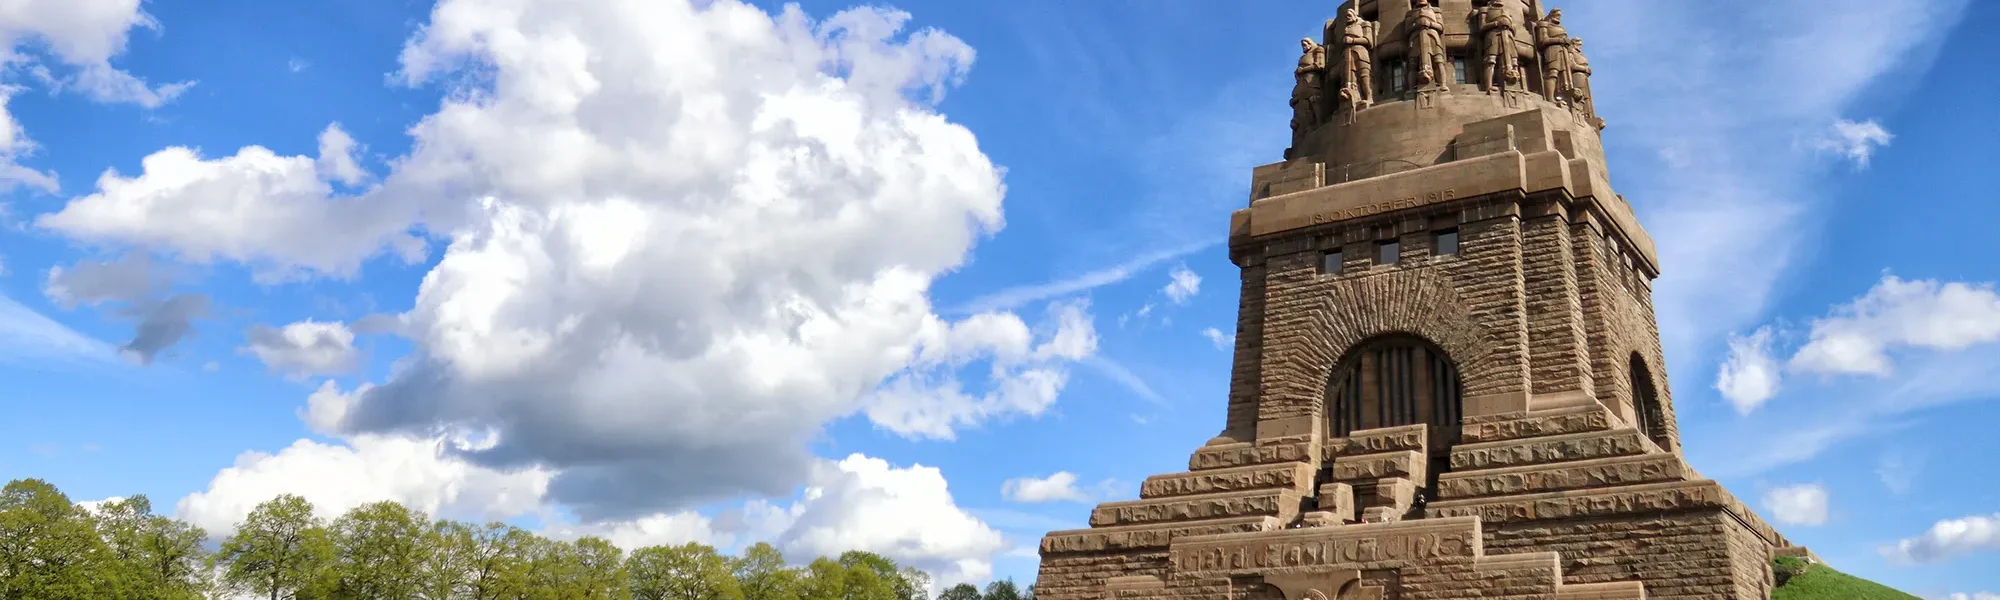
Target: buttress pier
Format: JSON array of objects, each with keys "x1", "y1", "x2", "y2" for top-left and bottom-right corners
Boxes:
[{"x1": 1032, "y1": 1, "x2": 1807, "y2": 598}]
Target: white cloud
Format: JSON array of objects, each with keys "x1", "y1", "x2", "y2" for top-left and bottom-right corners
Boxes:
[
  {"x1": 286, "y1": 57, "x2": 308, "y2": 73},
  {"x1": 1000, "y1": 472, "x2": 1087, "y2": 503},
  {"x1": 0, "y1": 0, "x2": 195, "y2": 191},
  {"x1": 37, "y1": 125, "x2": 425, "y2": 280},
  {"x1": 1876, "y1": 449, "x2": 1919, "y2": 495},
  {"x1": 56, "y1": 0, "x2": 1091, "y2": 522},
  {"x1": 544, "y1": 510, "x2": 723, "y2": 551},
  {"x1": 242, "y1": 320, "x2": 361, "y2": 379},
  {"x1": 1162, "y1": 265, "x2": 1200, "y2": 304},
  {"x1": 1881, "y1": 513, "x2": 2000, "y2": 564},
  {"x1": 1715, "y1": 327, "x2": 1781, "y2": 414},
  {"x1": 1081, "y1": 356, "x2": 1163, "y2": 406},
  {"x1": 314, "y1": 123, "x2": 368, "y2": 186},
  {"x1": 1790, "y1": 276, "x2": 2000, "y2": 376},
  {"x1": 1947, "y1": 593, "x2": 2000, "y2": 600},
  {"x1": 775, "y1": 453, "x2": 1006, "y2": 588},
  {"x1": 955, "y1": 241, "x2": 1212, "y2": 314},
  {"x1": 0, "y1": 294, "x2": 116, "y2": 364},
  {"x1": 1559, "y1": 0, "x2": 1969, "y2": 373},
  {"x1": 1762, "y1": 483, "x2": 1829, "y2": 527},
  {"x1": 174, "y1": 434, "x2": 555, "y2": 537},
  {"x1": 1816, "y1": 118, "x2": 1893, "y2": 168},
  {"x1": 1201, "y1": 327, "x2": 1234, "y2": 351}
]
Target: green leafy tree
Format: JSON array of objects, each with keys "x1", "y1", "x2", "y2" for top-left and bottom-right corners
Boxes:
[
  {"x1": 214, "y1": 494, "x2": 335, "y2": 600},
  {"x1": 416, "y1": 520, "x2": 478, "y2": 600},
  {"x1": 894, "y1": 567, "x2": 930, "y2": 600},
  {"x1": 981, "y1": 580, "x2": 1022, "y2": 600},
  {"x1": 733, "y1": 543, "x2": 800, "y2": 600},
  {"x1": 830, "y1": 552, "x2": 900, "y2": 600},
  {"x1": 937, "y1": 584, "x2": 979, "y2": 600},
  {"x1": 572, "y1": 537, "x2": 629, "y2": 600},
  {"x1": 0, "y1": 479, "x2": 112, "y2": 600},
  {"x1": 92, "y1": 495, "x2": 211, "y2": 600},
  {"x1": 327, "y1": 501, "x2": 428, "y2": 599},
  {"x1": 797, "y1": 557, "x2": 849, "y2": 600},
  {"x1": 628, "y1": 542, "x2": 743, "y2": 600}
]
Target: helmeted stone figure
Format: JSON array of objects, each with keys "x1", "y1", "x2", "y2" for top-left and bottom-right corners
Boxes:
[
  {"x1": 1339, "y1": 8, "x2": 1376, "y2": 108},
  {"x1": 1291, "y1": 37, "x2": 1329, "y2": 139},
  {"x1": 1406, "y1": 0, "x2": 1450, "y2": 90},
  {"x1": 1535, "y1": 9, "x2": 1573, "y2": 102},
  {"x1": 1475, "y1": 0, "x2": 1522, "y2": 93}
]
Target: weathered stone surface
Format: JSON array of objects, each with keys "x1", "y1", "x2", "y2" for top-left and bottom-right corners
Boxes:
[
  {"x1": 1041, "y1": 516, "x2": 1280, "y2": 554},
  {"x1": 1140, "y1": 463, "x2": 1316, "y2": 499},
  {"x1": 1035, "y1": 5, "x2": 1789, "y2": 599},
  {"x1": 1449, "y1": 429, "x2": 1647, "y2": 470},
  {"x1": 1436, "y1": 453, "x2": 1685, "y2": 499},
  {"x1": 1090, "y1": 489, "x2": 1300, "y2": 528},
  {"x1": 1460, "y1": 405, "x2": 1613, "y2": 443},
  {"x1": 1331, "y1": 450, "x2": 1426, "y2": 481}
]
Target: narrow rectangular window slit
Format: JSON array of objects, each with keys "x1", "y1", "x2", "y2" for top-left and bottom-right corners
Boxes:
[
  {"x1": 1322, "y1": 250, "x2": 1344, "y2": 275},
  {"x1": 1434, "y1": 229, "x2": 1458, "y2": 256},
  {"x1": 1378, "y1": 240, "x2": 1400, "y2": 265}
]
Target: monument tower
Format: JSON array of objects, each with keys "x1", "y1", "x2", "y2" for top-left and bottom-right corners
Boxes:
[{"x1": 1033, "y1": 1, "x2": 1805, "y2": 598}]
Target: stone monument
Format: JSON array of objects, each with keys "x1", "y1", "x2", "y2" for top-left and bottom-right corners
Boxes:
[{"x1": 1032, "y1": 1, "x2": 1804, "y2": 598}]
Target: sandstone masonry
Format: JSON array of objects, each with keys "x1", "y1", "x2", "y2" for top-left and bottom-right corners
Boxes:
[{"x1": 1032, "y1": 1, "x2": 1804, "y2": 598}]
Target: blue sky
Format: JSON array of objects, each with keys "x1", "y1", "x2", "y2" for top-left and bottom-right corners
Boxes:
[{"x1": 1, "y1": 0, "x2": 1997, "y2": 596}]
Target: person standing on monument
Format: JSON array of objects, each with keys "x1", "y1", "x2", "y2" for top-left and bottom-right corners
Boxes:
[
  {"x1": 1292, "y1": 37, "x2": 1328, "y2": 139},
  {"x1": 1339, "y1": 8, "x2": 1376, "y2": 108},
  {"x1": 1407, "y1": 0, "x2": 1450, "y2": 90}
]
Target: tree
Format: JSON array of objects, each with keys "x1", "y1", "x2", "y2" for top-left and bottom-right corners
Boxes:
[
  {"x1": 0, "y1": 479, "x2": 112, "y2": 600},
  {"x1": 981, "y1": 580, "x2": 1022, "y2": 600},
  {"x1": 327, "y1": 501, "x2": 428, "y2": 599},
  {"x1": 894, "y1": 567, "x2": 930, "y2": 600},
  {"x1": 628, "y1": 543, "x2": 742, "y2": 600},
  {"x1": 830, "y1": 552, "x2": 900, "y2": 600},
  {"x1": 937, "y1": 584, "x2": 980, "y2": 600},
  {"x1": 214, "y1": 494, "x2": 335, "y2": 600},
  {"x1": 733, "y1": 543, "x2": 799, "y2": 600},
  {"x1": 571, "y1": 537, "x2": 629, "y2": 600},
  {"x1": 92, "y1": 495, "x2": 210, "y2": 600},
  {"x1": 416, "y1": 520, "x2": 477, "y2": 600}
]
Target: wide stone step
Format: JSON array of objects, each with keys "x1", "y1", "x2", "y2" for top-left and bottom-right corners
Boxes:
[
  {"x1": 1330, "y1": 450, "x2": 1426, "y2": 482},
  {"x1": 1448, "y1": 428, "x2": 1649, "y2": 471},
  {"x1": 1436, "y1": 453, "x2": 1687, "y2": 499},
  {"x1": 1139, "y1": 463, "x2": 1315, "y2": 500},
  {"x1": 1460, "y1": 403, "x2": 1615, "y2": 444},
  {"x1": 1090, "y1": 488, "x2": 1301, "y2": 528},
  {"x1": 1557, "y1": 582, "x2": 1646, "y2": 600},
  {"x1": 1040, "y1": 516, "x2": 1280, "y2": 554}
]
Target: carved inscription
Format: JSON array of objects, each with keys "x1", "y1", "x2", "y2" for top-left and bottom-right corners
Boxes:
[
  {"x1": 1092, "y1": 490, "x2": 1297, "y2": 527},
  {"x1": 1192, "y1": 441, "x2": 1314, "y2": 471},
  {"x1": 1460, "y1": 409, "x2": 1611, "y2": 443},
  {"x1": 1330, "y1": 451, "x2": 1424, "y2": 481},
  {"x1": 1171, "y1": 528, "x2": 1475, "y2": 575},
  {"x1": 1449, "y1": 431, "x2": 1646, "y2": 470},
  {"x1": 1428, "y1": 482, "x2": 1726, "y2": 523},
  {"x1": 1305, "y1": 189, "x2": 1458, "y2": 225},
  {"x1": 1436, "y1": 455, "x2": 1684, "y2": 499},
  {"x1": 1142, "y1": 464, "x2": 1312, "y2": 498},
  {"x1": 1325, "y1": 426, "x2": 1426, "y2": 459}
]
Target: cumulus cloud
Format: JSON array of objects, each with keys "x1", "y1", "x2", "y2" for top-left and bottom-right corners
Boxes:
[
  {"x1": 1948, "y1": 593, "x2": 2000, "y2": 600},
  {"x1": 1201, "y1": 327, "x2": 1234, "y2": 351},
  {"x1": 1762, "y1": 483, "x2": 1829, "y2": 527},
  {"x1": 174, "y1": 434, "x2": 555, "y2": 536},
  {"x1": 37, "y1": 124, "x2": 425, "y2": 280},
  {"x1": 1816, "y1": 118, "x2": 1893, "y2": 168},
  {"x1": 1000, "y1": 472, "x2": 1089, "y2": 503},
  {"x1": 775, "y1": 454, "x2": 1006, "y2": 588},
  {"x1": 314, "y1": 123, "x2": 368, "y2": 186},
  {"x1": 0, "y1": 0, "x2": 195, "y2": 191},
  {"x1": 1790, "y1": 276, "x2": 2000, "y2": 376},
  {"x1": 242, "y1": 320, "x2": 361, "y2": 379},
  {"x1": 1881, "y1": 513, "x2": 2000, "y2": 564},
  {"x1": 1162, "y1": 265, "x2": 1200, "y2": 304},
  {"x1": 60, "y1": 0, "x2": 1095, "y2": 523},
  {"x1": 1715, "y1": 327, "x2": 1782, "y2": 414},
  {"x1": 42, "y1": 254, "x2": 208, "y2": 364}
]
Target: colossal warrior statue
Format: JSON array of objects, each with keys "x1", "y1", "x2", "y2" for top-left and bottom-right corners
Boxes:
[
  {"x1": 1291, "y1": 37, "x2": 1328, "y2": 140},
  {"x1": 1338, "y1": 8, "x2": 1376, "y2": 108},
  {"x1": 1033, "y1": 3, "x2": 1805, "y2": 599},
  {"x1": 1406, "y1": 0, "x2": 1450, "y2": 90},
  {"x1": 1475, "y1": 0, "x2": 1522, "y2": 93},
  {"x1": 1535, "y1": 9, "x2": 1573, "y2": 103},
  {"x1": 1568, "y1": 37, "x2": 1596, "y2": 117}
]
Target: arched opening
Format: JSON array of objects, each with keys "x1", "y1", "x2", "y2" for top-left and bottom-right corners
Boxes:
[
  {"x1": 1628, "y1": 353, "x2": 1669, "y2": 450},
  {"x1": 1325, "y1": 334, "x2": 1464, "y2": 495}
]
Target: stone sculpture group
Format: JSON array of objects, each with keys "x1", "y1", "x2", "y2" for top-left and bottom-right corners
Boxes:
[{"x1": 1291, "y1": 0, "x2": 1597, "y2": 143}]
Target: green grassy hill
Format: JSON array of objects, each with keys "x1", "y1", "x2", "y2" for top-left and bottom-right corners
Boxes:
[{"x1": 1772, "y1": 556, "x2": 1918, "y2": 600}]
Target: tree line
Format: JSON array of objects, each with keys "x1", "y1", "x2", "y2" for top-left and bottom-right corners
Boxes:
[{"x1": 0, "y1": 478, "x2": 1035, "y2": 600}]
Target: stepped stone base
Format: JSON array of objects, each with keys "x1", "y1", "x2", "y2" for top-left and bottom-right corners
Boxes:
[{"x1": 1036, "y1": 405, "x2": 1798, "y2": 599}]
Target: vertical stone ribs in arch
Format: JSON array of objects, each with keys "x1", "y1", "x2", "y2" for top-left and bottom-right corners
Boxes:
[{"x1": 1292, "y1": 268, "x2": 1497, "y2": 429}]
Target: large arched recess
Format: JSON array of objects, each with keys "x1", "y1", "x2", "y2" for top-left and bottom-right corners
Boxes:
[
  {"x1": 1325, "y1": 334, "x2": 1465, "y2": 493},
  {"x1": 1628, "y1": 352, "x2": 1670, "y2": 450},
  {"x1": 1298, "y1": 268, "x2": 1504, "y2": 404}
]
